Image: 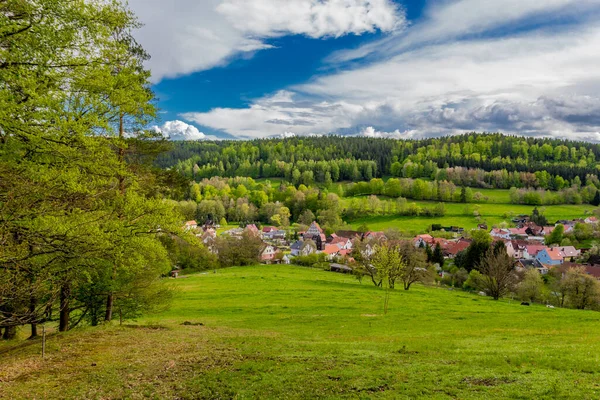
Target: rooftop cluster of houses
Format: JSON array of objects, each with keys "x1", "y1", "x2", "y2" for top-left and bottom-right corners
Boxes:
[
  {"x1": 289, "y1": 222, "x2": 387, "y2": 262},
  {"x1": 180, "y1": 214, "x2": 600, "y2": 276},
  {"x1": 413, "y1": 215, "x2": 600, "y2": 275}
]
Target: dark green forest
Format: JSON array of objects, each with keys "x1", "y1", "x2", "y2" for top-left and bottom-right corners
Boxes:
[{"x1": 158, "y1": 134, "x2": 600, "y2": 189}]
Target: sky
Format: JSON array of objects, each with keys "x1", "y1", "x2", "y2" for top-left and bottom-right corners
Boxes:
[{"x1": 126, "y1": 0, "x2": 600, "y2": 141}]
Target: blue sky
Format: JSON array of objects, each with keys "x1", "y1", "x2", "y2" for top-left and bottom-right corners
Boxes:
[{"x1": 128, "y1": 0, "x2": 600, "y2": 141}]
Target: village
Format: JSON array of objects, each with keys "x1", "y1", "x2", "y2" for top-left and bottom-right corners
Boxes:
[{"x1": 181, "y1": 214, "x2": 600, "y2": 280}]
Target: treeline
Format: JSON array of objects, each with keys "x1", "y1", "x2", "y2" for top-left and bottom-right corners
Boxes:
[
  {"x1": 509, "y1": 187, "x2": 598, "y2": 205},
  {"x1": 393, "y1": 164, "x2": 598, "y2": 191},
  {"x1": 344, "y1": 178, "x2": 598, "y2": 205},
  {"x1": 178, "y1": 157, "x2": 378, "y2": 184},
  {"x1": 158, "y1": 134, "x2": 600, "y2": 186}
]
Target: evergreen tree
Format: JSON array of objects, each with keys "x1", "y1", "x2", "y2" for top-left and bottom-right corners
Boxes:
[
  {"x1": 432, "y1": 243, "x2": 445, "y2": 267},
  {"x1": 592, "y1": 191, "x2": 600, "y2": 206}
]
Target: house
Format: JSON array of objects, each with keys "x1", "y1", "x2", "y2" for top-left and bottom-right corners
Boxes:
[
  {"x1": 290, "y1": 240, "x2": 317, "y2": 256},
  {"x1": 260, "y1": 244, "x2": 278, "y2": 263},
  {"x1": 558, "y1": 246, "x2": 580, "y2": 262},
  {"x1": 511, "y1": 240, "x2": 525, "y2": 259},
  {"x1": 508, "y1": 227, "x2": 528, "y2": 236},
  {"x1": 414, "y1": 234, "x2": 434, "y2": 248},
  {"x1": 335, "y1": 230, "x2": 362, "y2": 239},
  {"x1": 523, "y1": 244, "x2": 546, "y2": 260},
  {"x1": 363, "y1": 231, "x2": 387, "y2": 241},
  {"x1": 536, "y1": 247, "x2": 564, "y2": 266},
  {"x1": 183, "y1": 220, "x2": 198, "y2": 231},
  {"x1": 558, "y1": 220, "x2": 577, "y2": 233},
  {"x1": 443, "y1": 239, "x2": 471, "y2": 258},
  {"x1": 245, "y1": 224, "x2": 260, "y2": 236},
  {"x1": 263, "y1": 229, "x2": 286, "y2": 241},
  {"x1": 490, "y1": 228, "x2": 511, "y2": 240},
  {"x1": 330, "y1": 237, "x2": 353, "y2": 250},
  {"x1": 306, "y1": 221, "x2": 324, "y2": 236},
  {"x1": 497, "y1": 239, "x2": 515, "y2": 258},
  {"x1": 322, "y1": 244, "x2": 341, "y2": 260},
  {"x1": 282, "y1": 254, "x2": 293, "y2": 265},
  {"x1": 358, "y1": 242, "x2": 378, "y2": 258},
  {"x1": 303, "y1": 221, "x2": 326, "y2": 250},
  {"x1": 516, "y1": 259, "x2": 548, "y2": 274},
  {"x1": 525, "y1": 224, "x2": 544, "y2": 237},
  {"x1": 262, "y1": 226, "x2": 277, "y2": 233}
]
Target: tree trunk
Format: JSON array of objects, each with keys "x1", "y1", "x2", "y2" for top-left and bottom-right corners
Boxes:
[
  {"x1": 30, "y1": 323, "x2": 38, "y2": 339},
  {"x1": 3, "y1": 325, "x2": 16, "y2": 340},
  {"x1": 29, "y1": 296, "x2": 38, "y2": 339},
  {"x1": 105, "y1": 111, "x2": 125, "y2": 323},
  {"x1": 59, "y1": 284, "x2": 70, "y2": 332},
  {"x1": 104, "y1": 292, "x2": 114, "y2": 322}
]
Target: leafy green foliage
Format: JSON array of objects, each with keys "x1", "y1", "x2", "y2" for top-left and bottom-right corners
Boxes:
[{"x1": 0, "y1": 0, "x2": 184, "y2": 334}]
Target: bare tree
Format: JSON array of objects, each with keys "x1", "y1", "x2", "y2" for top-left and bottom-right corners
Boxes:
[
  {"x1": 351, "y1": 239, "x2": 382, "y2": 287},
  {"x1": 397, "y1": 242, "x2": 434, "y2": 290},
  {"x1": 476, "y1": 247, "x2": 518, "y2": 300}
]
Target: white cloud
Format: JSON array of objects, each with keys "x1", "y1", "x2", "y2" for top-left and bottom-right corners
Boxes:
[
  {"x1": 127, "y1": 0, "x2": 403, "y2": 82},
  {"x1": 359, "y1": 126, "x2": 414, "y2": 138},
  {"x1": 183, "y1": 1, "x2": 600, "y2": 140},
  {"x1": 153, "y1": 120, "x2": 207, "y2": 141},
  {"x1": 329, "y1": 0, "x2": 597, "y2": 63},
  {"x1": 218, "y1": 0, "x2": 402, "y2": 38},
  {"x1": 182, "y1": 90, "x2": 365, "y2": 139},
  {"x1": 271, "y1": 132, "x2": 297, "y2": 139}
]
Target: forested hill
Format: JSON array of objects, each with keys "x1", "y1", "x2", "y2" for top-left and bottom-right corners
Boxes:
[{"x1": 157, "y1": 133, "x2": 600, "y2": 186}]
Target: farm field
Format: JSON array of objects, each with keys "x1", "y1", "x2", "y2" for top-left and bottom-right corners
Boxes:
[
  {"x1": 347, "y1": 200, "x2": 595, "y2": 233},
  {"x1": 3, "y1": 265, "x2": 600, "y2": 399}
]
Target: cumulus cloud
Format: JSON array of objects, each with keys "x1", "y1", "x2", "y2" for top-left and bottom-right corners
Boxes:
[
  {"x1": 358, "y1": 126, "x2": 415, "y2": 138},
  {"x1": 182, "y1": 90, "x2": 365, "y2": 139},
  {"x1": 218, "y1": 0, "x2": 402, "y2": 38},
  {"x1": 153, "y1": 120, "x2": 207, "y2": 141},
  {"x1": 128, "y1": 0, "x2": 403, "y2": 82},
  {"x1": 183, "y1": 1, "x2": 600, "y2": 140}
]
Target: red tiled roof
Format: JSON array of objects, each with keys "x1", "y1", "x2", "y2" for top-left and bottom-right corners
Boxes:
[
  {"x1": 546, "y1": 248, "x2": 564, "y2": 261},
  {"x1": 526, "y1": 245, "x2": 546, "y2": 256},
  {"x1": 323, "y1": 244, "x2": 340, "y2": 255},
  {"x1": 444, "y1": 240, "x2": 470, "y2": 255}
]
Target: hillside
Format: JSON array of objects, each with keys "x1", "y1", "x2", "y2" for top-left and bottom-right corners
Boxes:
[{"x1": 3, "y1": 265, "x2": 600, "y2": 399}]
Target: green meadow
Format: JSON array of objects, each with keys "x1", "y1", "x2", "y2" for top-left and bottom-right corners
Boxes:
[
  {"x1": 3, "y1": 265, "x2": 600, "y2": 399},
  {"x1": 347, "y1": 200, "x2": 595, "y2": 233}
]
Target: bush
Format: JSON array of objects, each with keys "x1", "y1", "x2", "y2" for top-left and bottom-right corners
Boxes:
[{"x1": 463, "y1": 270, "x2": 483, "y2": 291}]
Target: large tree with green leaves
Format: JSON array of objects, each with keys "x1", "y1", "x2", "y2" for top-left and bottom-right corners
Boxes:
[{"x1": 0, "y1": 0, "x2": 183, "y2": 337}]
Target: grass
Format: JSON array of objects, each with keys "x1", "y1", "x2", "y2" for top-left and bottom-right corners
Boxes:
[
  {"x1": 348, "y1": 201, "x2": 595, "y2": 233},
  {"x1": 3, "y1": 265, "x2": 600, "y2": 399}
]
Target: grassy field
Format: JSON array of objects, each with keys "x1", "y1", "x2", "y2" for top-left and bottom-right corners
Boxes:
[
  {"x1": 348, "y1": 201, "x2": 595, "y2": 233},
  {"x1": 3, "y1": 265, "x2": 600, "y2": 399}
]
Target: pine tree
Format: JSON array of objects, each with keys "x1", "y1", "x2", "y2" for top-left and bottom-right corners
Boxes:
[
  {"x1": 433, "y1": 243, "x2": 445, "y2": 267},
  {"x1": 592, "y1": 191, "x2": 600, "y2": 206}
]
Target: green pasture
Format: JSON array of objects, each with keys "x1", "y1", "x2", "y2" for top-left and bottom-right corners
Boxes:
[
  {"x1": 3, "y1": 265, "x2": 600, "y2": 399},
  {"x1": 347, "y1": 201, "x2": 595, "y2": 233}
]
